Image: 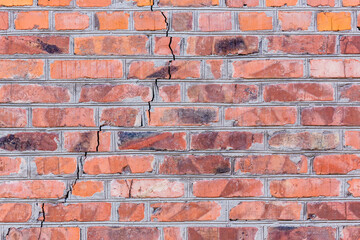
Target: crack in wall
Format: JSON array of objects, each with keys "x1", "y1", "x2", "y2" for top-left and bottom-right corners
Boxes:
[{"x1": 37, "y1": 203, "x2": 45, "y2": 240}]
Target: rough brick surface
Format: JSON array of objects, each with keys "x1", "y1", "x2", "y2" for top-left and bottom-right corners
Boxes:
[{"x1": 1, "y1": 0, "x2": 359, "y2": 238}]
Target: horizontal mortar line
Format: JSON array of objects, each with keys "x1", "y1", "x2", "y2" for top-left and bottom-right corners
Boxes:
[
  {"x1": 0, "y1": 150, "x2": 359, "y2": 156},
  {"x1": 0, "y1": 6, "x2": 360, "y2": 11},
  {"x1": 0, "y1": 31, "x2": 360, "y2": 36}
]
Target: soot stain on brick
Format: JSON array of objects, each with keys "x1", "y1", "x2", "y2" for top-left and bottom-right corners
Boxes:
[
  {"x1": 175, "y1": 108, "x2": 217, "y2": 124},
  {"x1": 37, "y1": 39, "x2": 62, "y2": 54},
  {"x1": 146, "y1": 65, "x2": 179, "y2": 79},
  {"x1": 118, "y1": 131, "x2": 156, "y2": 144},
  {"x1": 94, "y1": 14, "x2": 100, "y2": 29},
  {"x1": 73, "y1": 132, "x2": 92, "y2": 152},
  {"x1": 215, "y1": 38, "x2": 246, "y2": 55},
  {"x1": 216, "y1": 167, "x2": 230, "y2": 174},
  {"x1": 0, "y1": 134, "x2": 32, "y2": 151}
]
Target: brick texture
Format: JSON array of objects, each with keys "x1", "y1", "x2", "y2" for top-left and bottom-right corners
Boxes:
[{"x1": 0, "y1": 0, "x2": 359, "y2": 239}]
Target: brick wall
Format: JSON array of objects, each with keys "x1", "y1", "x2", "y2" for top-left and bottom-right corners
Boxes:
[{"x1": 1, "y1": 0, "x2": 360, "y2": 239}]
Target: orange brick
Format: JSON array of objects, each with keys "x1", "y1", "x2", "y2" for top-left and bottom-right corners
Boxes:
[
  {"x1": 239, "y1": 12, "x2": 272, "y2": 31},
  {"x1": 72, "y1": 181, "x2": 104, "y2": 197},
  {"x1": 118, "y1": 203, "x2": 145, "y2": 221},
  {"x1": 266, "y1": 0, "x2": 297, "y2": 6},
  {"x1": 95, "y1": 12, "x2": 129, "y2": 30},
  {"x1": 134, "y1": 11, "x2": 167, "y2": 31},
  {"x1": 0, "y1": 12, "x2": 8, "y2": 30},
  {"x1": 64, "y1": 131, "x2": 111, "y2": 152},
  {"x1": 77, "y1": 0, "x2": 111, "y2": 7},
  {"x1": 34, "y1": 157, "x2": 77, "y2": 175},
  {"x1": 55, "y1": 12, "x2": 89, "y2": 30},
  {"x1": 343, "y1": 0, "x2": 360, "y2": 5},
  {"x1": 0, "y1": 0, "x2": 33, "y2": 6},
  {"x1": 38, "y1": 0, "x2": 72, "y2": 6},
  {"x1": 0, "y1": 108, "x2": 27, "y2": 127},
  {"x1": 308, "y1": 0, "x2": 334, "y2": 6},
  {"x1": 15, "y1": 11, "x2": 49, "y2": 30},
  {"x1": 317, "y1": 12, "x2": 351, "y2": 31},
  {"x1": 159, "y1": 0, "x2": 219, "y2": 6}
]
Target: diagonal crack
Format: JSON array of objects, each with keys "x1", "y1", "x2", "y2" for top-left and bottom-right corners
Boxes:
[{"x1": 124, "y1": 179, "x2": 134, "y2": 198}]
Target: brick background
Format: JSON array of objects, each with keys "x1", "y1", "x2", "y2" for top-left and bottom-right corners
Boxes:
[{"x1": 1, "y1": 0, "x2": 360, "y2": 239}]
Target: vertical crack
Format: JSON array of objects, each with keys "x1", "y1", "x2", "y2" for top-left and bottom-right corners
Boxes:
[
  {"x1": 124, "y1": 179, "x2": 134, "y2": 198},
  {"x1": 37, "y1": 203, "x2": 45, "y2": 240}
]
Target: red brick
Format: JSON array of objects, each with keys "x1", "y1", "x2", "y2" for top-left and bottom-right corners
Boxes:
[
  {"x1": 226, "y1": 0, "x2": 259, "y2": 7},
  {"x1": 239, "y1": 12, "x2": 272, "y2": 31},
  {"x1": 154, "y1": 37, "x2": 181, "y2": 55},
  {"x1": 32, "y1": 108, "x2": 95, "y2": 127},
  {"x1": 302, "y1": 107, "x2": 360, "y2": 126},
  {"x1": 0, "y1": 180, "x2": 65, "y2": 198},
  {"x1": 100, "y1": 107, "x2": 141, "y2": 127},
  {"x1": 266, "y1": 35, "x2": 335, "y2": 54},
  {"x1": 64, "y1": 131, "x2": 111, "y2": 152},
  {"x1": 0, "y1": 203, "x2": 31, "y2": 222},
  {"x1": 159, "y1": 155, "x2": 230, "y2": 175},
  {"x1": 0, "y1": 36, "x2": 69, "y2": 55},
  {"x1": 159, "y1": 0, "x2": 219, "y2": 6},
  {"x1": 317, "y1": 12, "x2": 351, "y2": 31},
  {"x1": 0, "y1": 84, "x2": 70, "y2": 103},
  {"x1": 0, "y1": 0, "x2": 33, "y2": 6},
  {"x1": 84, "y1": 155, "x2": 154, "y2": 175},
  {"x1": 345, "y1": 131, "x2": 360, "y2": 149},
  {"x1": 235, "y1": 155, "x2": 308, "y2": 174},
  {"x1": 151, "y1": 202, "x2": 221, "y2": 221},
  {"x1": 348, "y1": 179, "x2": 360, "y2": 197},
  {"x1": 340, "y1": 36, "x2": 360, "y2": 54},
  {"x1": 278, "y1": 11, "x2": 312, "y2": 31},
  {"x1": 15, "y1": 11, "x2": 49, "y2": 30},
  {"x1": 268, "y1": 131, "x2": 340, "y2": 150},
  {"x1": 193, "y1": 179, "x2": 263, "y2": 197},
  {"x1": 0, "y1": 12, "x2": 8, "y2": 30},
  {"x1": 340, "y1": 85, "x2": 360, "y2": 101},
  {"x1": 50, "y1": 60, "x2": 122, "y2": 79},
  {"x1": 230, "y1": 201, "x2": 301, "y2": 220},
  {"x1": 172, "y1": 12, "x2": 193, "y2": 31},
  {"x1": 34, "y1": 157, "x2": 77, "y2": 175},
  {"x1": 191, "y1": 131, "x2": 263, "y2": 150},
  {"x1": 38, "y1": 0, "x2": 72, "y2": 6},
  {"x1": 118, "y1": 203, "x2": 145, "y2": 221},
  {"x1": 95, "y1": 12, "x2": 129, "y2": 30},
  {"x1": 314, "y1": 155, "x2": 360, "y2": 174},
  {"x1": 79, "y1": 84, "x2": 152, "y2": 103},
  {"x1": 0, "y1": 157, "x2": 23, "y2": 176},
  {"x1": 72, "y1": 181, "x2": 103, "y2": 197},
  {"x1": 77, "y1": 0, "x2": 111, "y2": 7},
  {"x1": 55, "y1": 12, "x2": 89, "y2": 30},
  {"x1": 111, "y1": 179, "x2": 184, "y2": 198},
  {"x1": 187, "y1": 84, "x2": 258, "y2": 103},
  {"x1": 198, "y1": 12, "x2": 232, "y2": 32},
  {"x1": 43, "y1": 202, "x2": 111, "y2": 221},
  {"x1": 134, "y1": 11, "x2": 167, "y2": 31},
  {"x1": 270, "y1": 178, "x2": 340, "y2": 197},
  {"x1": 0, "y1": 108, "x2": 27, "y2": 127},
  {"x1": 264, "y1": 83, "x2": 334, "y2": 102},
  {"x1": 225, "y1": 107, "x2": 297, "y2": 126},
  {"x1": 342, "y1": 226, "x2": 360, "y2": 240},
  {"x1": 188, "y1": 227, "x2": 258, "y2": 240},
  {"x1": 308, "y1": 0, "x2": 334, "y2": 6},
  {"x1": 148, "y1": 107, "x2": 219, "y2": 126},
  {"x1": 159, "y1": 85, "x2": 181, "y2": 102},
  {"x1": 74, "y1": 36, "x2": 148, "y2": 55},
  {"x1": 187, "y1": 36, "x2": 258, "y2": 56},
  {"x1": 87, "y1": 227, "x2": 160, "y2": 240},
  {"x1": 268, "y1": 227, "x2": 336, "y2": 240},
  {"x1": 307, "y1": 202, "x2": 346, "y2": 220},
  {"x1": 233, "y1": 60, "x2": 303, "y2": 79},
  {"x1": 7, "y1": 227, "x2": 80, "y2": 240},
  {"x1": 0, "y1": 132, "x2": 59, "y2": 151},
  {"x1": 267, "y1": 0, "x2": 297, "y2": 6},
  {"x1": 0, "y1": 60, "x2": 43, "y2": 79},
  {"x1": 164, "y1": 227, "x2": 182, "y2": 240}
]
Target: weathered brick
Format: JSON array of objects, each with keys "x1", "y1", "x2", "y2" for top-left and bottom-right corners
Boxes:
[
  {"x1": 0, "y1": 203, "x2": 31, "y2": 222},
  {"x1": 95, "y1": 12, "x2": 129, "y2": 30},
  {"x1": 340, "y1": 36, "x2": 360, "y2": 54},
  {"x1": 0, "y1": 132, "x2": 59, "y2": 151},
  {"x1": 118, "y1": 132, "x2": 186, "y2": 150},
  {"x1": 74, "y1": 36, "x2": 148, "y2": 55},
  {"x1": 154, "y1": 37, "x2": 181, "y2": 55},
  {"x1": 268, "y1": 131, "x2": 340, "y2": 150},
  {"x1": 302, "y1": 107, "x2": 360, "y2": 126},
  {"x1": 235, "y1": 155, "x2": 308, "y2": 174},
  {"x1": 118, "y1": 203, "x2": 145, "y2": 221},
  {"x1": 50, "y1": 60, "x2": 122, "y2": 79},
  {"x1": 193, "y1": 179, "x2": 263, "y2": 197},
  {"x1": 32, "y1": 108, "x2": 95, "y2": 127},
  {"x1": 267, "y1": 0, "x2": 297, "y2": 6},
  {"x1": 43, "y1": 202, "x2": 111, "y2": 221},
  {"x1": 186, "y1": 36, "x2": 258, "y2": 56},
  {"x1": 172, "y1": 12, "x2": 193, "y2": 31},
  {"x1": 100, "y1": 107, "x2": 141, "y2": 127},
  {"x1": 191, "y1": 131, "x2": 263, "y2": 150},
  {"x1": 76, "y1": 0, "x2": 111, "y2": 7},
  {"x1": 225, "y1": 107, "x2": 297, "y2": 126},
  {"x1": 0, "y1": 157, "x2": 24, "y2": 176},
  {"x1": 55, "y1": 12, "x2": 89, "y2": 30},
  {"x1": 0, "y1": 108, "x2": 27, "y2": 127},
  {"x1": 159, "y1": 85, "x2": 181, "y2": 102},
  {"x1": 345, "y1": 131, "x2": 360, "y2": 149},
  {"x1": 270, "y1": 178, "x2": 340, "y2": 197},
  {"x1": 0, "y1": 12, "x2": 8, "y2": 30},
  {"x1": 226, "y1": 0, "x2": 259, "y2": 7},
  {"x1": 159, "y1": 0, "x2": 219, "y2": 6},
  {"x1": 15, "y1": 11, "x2": 49, "y2": 30},
  {"x1": 164, "y1": 227, "x2": 182, "y2": 240},
  {"x1": 34, "y1": 157, "x2": 77, "y2": 175},
  {"x1": 7, "y1": 227, "x2": 80, "y2": 240},
  {"x1": 233, "y1": 60, "x2": 303, "y2": 79},
  {"x1": 148, "y1": 107, "x2": 219, "y2": 126},
  {"x1": 187, "y1": 84, "x2": 258, "y2": 103},
  {"x1": 84, "y1": 155, "x2": 154, "y2": 175},
  {"x1": 348, "y1": 179, "x2": 360, "y2": 197},
  {"x1": 188, "y1": 227, "x2": 258, "y2": 240},
  {"x1": 268, "y1": 227, "x2": 336, "y2": 240},
  {"x1": 0, "y1": 180, "x2": 65, "y2": 198},
  {"x1": 342, "y1": 226, "x2": 360, "y2": 239},
  {"x1": 205, "y1": 59, "x2": 224, "y2": 78},
  {"x1": 340, "y1": 85, "x2": 360, "y2": 101},
  {"x1": 308, "y1": 0, "x2": 334, "y2": 6},
  {"x1": 0, "y1": 60, "x2": 43, "y2": 79},
  {"x1": 111, "y1": 179, "x2": 184, "y2": 198},
  {"x1": 151, "y1": 202, "x2": 221, "y2": 221},
  {"x1": 230, "y1": 201, "x2": 301, "y2": 220},
  {"x1": 278, "y1": 11, "x2": 312, "y2": 31},
  {"x1": 159, "y1": 155, "x2": 230, "y2": 175},
  {"x1": 87, "y1": 227, "x2": 160, "y2": 240},
  {"x1": 198, "y1": 12, "x2": 232, "y2": 32},
  {"x1": 64, "y1": 131, "x2": 111, "y2": 152},
  {"x1": 314, "y1": 155, "x2": 360, "y2": 174}
]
